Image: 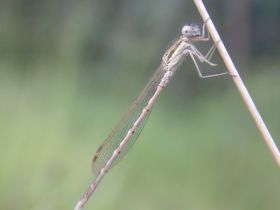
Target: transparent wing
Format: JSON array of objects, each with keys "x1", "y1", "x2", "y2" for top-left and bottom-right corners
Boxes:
[{"x1": 91, "y1": 64, "x2": 166, "y2": 176}]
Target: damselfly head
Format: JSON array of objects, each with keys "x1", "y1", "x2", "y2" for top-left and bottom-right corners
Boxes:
[{"x1": 181, "y1": 24, "x2": 201, "y2": 38}]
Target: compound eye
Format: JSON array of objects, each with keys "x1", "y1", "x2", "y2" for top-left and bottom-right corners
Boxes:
[{"x1": 181, "y1": 25, "x2": 191, "y2": 36}]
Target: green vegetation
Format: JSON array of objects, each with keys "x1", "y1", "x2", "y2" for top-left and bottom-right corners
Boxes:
[
  {"x1": 0, "y1": 60, "x2": 279, "y2": 210},
  {"x1": 1, "y1": 1, "x2": 280, "y2": 209}
]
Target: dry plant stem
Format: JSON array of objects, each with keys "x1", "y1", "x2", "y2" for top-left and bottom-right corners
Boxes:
[{"x1": 194, "y1": 0, "x2": 280, "y2": 167}]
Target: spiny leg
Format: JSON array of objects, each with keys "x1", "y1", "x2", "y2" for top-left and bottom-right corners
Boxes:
[
  {"x1": 198, "y1": 24, "x2": 237, "y2": 78},
  {"x1": 189, "y1": 52, "x2": 227, "y2": 78},
  {"x1": 191, "y1": 43, "x2": 228, "y2": 77},
  {"x1": 196, "y1": 18, "x2": 211, "y2": 41},
  {"x1": 201, "y1": 19, "x2": 209, "y2": 39},
  {"x1": 205, "y1": 43, "x2": 217, "y2": 61},
  {"x1": 189, "y1": 52, "x2": 206, "y2": 78},
  {"x1": 197, "y1": 18, "x2": 218, "y2": 59},
  {"x1": 190, "y1": 45, "x2": 217, "y2": 66},
  {"x1": 183, "y1": 47, "x2": 227, "y2": 78},
  {"x1": 202, "y1": 17, "x2": 211, "y2": 38}
]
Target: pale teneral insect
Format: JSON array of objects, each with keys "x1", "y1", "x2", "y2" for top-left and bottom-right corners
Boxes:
[{"x1": 75, "y1": 22, "x2": 227, "y2": 210}]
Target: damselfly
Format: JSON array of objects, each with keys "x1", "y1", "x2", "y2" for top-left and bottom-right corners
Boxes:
[{"x1": 75, "y1": 22, "x2": 227, "y2": 210}]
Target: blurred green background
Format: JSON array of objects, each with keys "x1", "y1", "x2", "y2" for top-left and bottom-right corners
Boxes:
[{"x1": 1, "y1": 0, "x2": 280, "y2": 210}]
